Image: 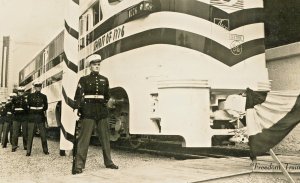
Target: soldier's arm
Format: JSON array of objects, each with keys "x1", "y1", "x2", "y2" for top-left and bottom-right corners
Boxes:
[
  {"x1": 3, "y1": 106, "x2": 7, "y2": 115},
  {"x1": 74, "y1": 77, "x2": 85, "y2": 109},
  {"x1": 104, "y1": 77, "x2": 110, "y2": 104},
  {"x1": 43, "y1": 95, "x2": 48, "y2": 111},
  {"x1": 22, "y1": 96, "x2": 28, "y2": 110},
  {"x1": 5, "y1": 103, "x2": 10, "y2": 113},
  {"x1": 27, "y1": 94, "x2": 31, "y2": 106},
  {"x1": 11, "y1": 98, "x2": 16, "y2": 112}
]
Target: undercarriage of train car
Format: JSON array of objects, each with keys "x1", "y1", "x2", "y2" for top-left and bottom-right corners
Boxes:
[
  {"x1": 209, "y1": 91, "x2": 248, "y2": 146},
  {"x1": 100, "y1": 87, "x2": 248, "y2": 149}
]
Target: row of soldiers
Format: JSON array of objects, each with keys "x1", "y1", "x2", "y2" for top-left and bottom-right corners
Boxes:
[
  {"x1": 0, "y1": 82, "x2": 49, "y2": 156},
  {"x1": 0, "y1": 54, "x2": 118, "y2": 175}
]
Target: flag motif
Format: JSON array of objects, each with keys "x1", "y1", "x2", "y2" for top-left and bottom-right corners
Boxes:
[
  {"x1": 210, "y1": 0, "x2": 244, "y2": 9},
  {"x1": 245, "y1": 88, "x2": 300, "y2": 156}
]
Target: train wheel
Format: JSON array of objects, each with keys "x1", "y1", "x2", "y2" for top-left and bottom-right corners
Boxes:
[
  {"x1": 109, "y1": 87, "x2": 130, "y2": 141},
  {"x1": 128, "y1": 135, "x2": 142, "y2": 149}
]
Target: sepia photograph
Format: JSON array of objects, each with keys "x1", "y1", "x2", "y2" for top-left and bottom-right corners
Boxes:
[{"x1": 0, "y1": 0, "x2": 300, "y2": 182}]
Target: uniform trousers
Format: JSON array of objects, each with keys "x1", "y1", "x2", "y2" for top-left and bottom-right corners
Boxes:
[
  {"x1": 75, "y1": 118, "x2": 113, "y2": 170},
  {"x1": 0, "y1": 122, "x2": 3, "y2": 142},
  {"x1": 12, "y1": 118, "x2": 28, "y2": 150},
  {"x1": 27, "y1": 121, "x2": 48, "y2": 154},
  {"x1": 2, "y1": 120, "x2": 12, "y2": 147}
]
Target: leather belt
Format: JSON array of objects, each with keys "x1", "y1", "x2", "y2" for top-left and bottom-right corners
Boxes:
[
  {"x1": 84, "y1": 95, "x2": 104, "y2": 99},
  {"x1": 30, "y1": 106, "x2": 43, "y2": 110}
]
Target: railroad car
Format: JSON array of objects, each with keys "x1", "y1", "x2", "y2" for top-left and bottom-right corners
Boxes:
[
  {"x1": 19, "y1": 0, "x2": 270, "y2": 152},
  {"x1": 76, "y1": 0, "x2": 270, "y2": 148}
]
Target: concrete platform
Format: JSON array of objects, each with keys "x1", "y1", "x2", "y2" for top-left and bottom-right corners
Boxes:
[
  {"x1": 46, "y1": 155, "x2": 300, "y2": 183},
  {"x1": 49, "y1": 157, "x2": 253, "y2": 183}
]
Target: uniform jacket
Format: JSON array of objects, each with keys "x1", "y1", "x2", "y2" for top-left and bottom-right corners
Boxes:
[
  {"x1": 27, "y1": 91, "x2": 48, "y2": 123},
  {"x1": 5, "y1": 102, "x2": 13, "y2": 123},
  {"x1": 12, "y1": 95, "x2": 28, "y2": 117},
  {"x1": 74, "y1": 72, "x2": 110, "y2": 120},
  {"x1": 0, "y1": 106, "x2": 7, "y2": 123}
]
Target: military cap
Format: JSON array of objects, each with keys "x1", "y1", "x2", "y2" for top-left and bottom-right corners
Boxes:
[
  {"x1": 86, "y1": 54, "x2": 102, "y2": 65},
  {"x1": 1, "y1": 100, "x2": 6, "y2": 104},
  {"x1": 17, "y1": 86, "x2": 25, "y2": 91},
  {"x1": 9, "y1": 93, "x2": 17, "y2": 98},
  {"x1": 33, "y1": 81, "x2": 42, "y2": 87}
]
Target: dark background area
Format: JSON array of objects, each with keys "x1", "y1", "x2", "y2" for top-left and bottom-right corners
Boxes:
[{"x1": 264, "y1": 0, "x2": 300, "y2": 48}]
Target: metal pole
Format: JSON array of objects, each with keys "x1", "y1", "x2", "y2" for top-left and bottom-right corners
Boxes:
[{"x1": 269, "y1": 149, "x2": 295, "y2": 183}]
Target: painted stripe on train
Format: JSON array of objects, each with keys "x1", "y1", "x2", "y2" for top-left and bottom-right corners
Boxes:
[
  {"x1": 61, "y1": 86, "x2": 77, "y2": 140},
  {"x1": 60, "y1": 124, "x2": 74, "y2": 142},
  {"x1": 62, "y1": 86, "x2": 76, "y2": 113},
  {"x1": 211, "y1": 0, "x2": 244, "y2": 9},
  {"x1": 64, "y1": 20, "x2": 79, "y2": 40},
  {"x1": 62, "y1": 52, "x2": 78, "y2": 73},
  {"x1": 89, "y1": 28, "x2": 264, "y2": 67},
  {"x1": 86, "y1": 0, "x2": 263, "y2": 43},
  {"x1": 194, "y1": 0, "x2": 263, "y2": 9},
  {"x1": 87, "y1": 12, "x2": 263, "y2": 51}
]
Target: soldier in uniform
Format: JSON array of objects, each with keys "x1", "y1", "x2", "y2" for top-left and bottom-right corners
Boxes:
[
  {"x1": 11, "y1": 86, "x2": 28, "y2": 152},
  {"x1": 0, "y1": 100, "x2": 7, "y2": 148},
  {"x1": 26, "y1": 81, "x2": 49, "y2": 156},
  {"x1": 0, "y1": 100, "x2": 6, "y2": 142},
  {"x1": 2, "y1": 94, "x2": 16, "y2": 147},
  {"x1": 73, "y1": 54, "x2": 118, "y2": 174}
]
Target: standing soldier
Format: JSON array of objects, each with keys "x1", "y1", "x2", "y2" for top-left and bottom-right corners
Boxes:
[
  {"x1": 72, "y1": 54, "x2": 118, "y2": 174},
  {"x1": 2, "y1": 94, "x2": 16, "y2": 147},
  {"x1": 1, "y1": 100, "x2": 7, "y2": 147},
  {"x1": 0, "y1": 100, "x2": 6, "y2": 142},
  {"x1": 26, "y1": 81, "x2": 49, "y2": 156},
  {"x1": 11, "y1": 86, "x2": 28, "y2": 152}
]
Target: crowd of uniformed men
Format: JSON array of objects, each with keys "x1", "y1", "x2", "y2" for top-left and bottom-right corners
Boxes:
[
  {"x1": 0, "y1": 54, "x2": 118, "y2": 175},
  {"x1": 0, "y1": 81, "x2": 49, "y2": 156}
]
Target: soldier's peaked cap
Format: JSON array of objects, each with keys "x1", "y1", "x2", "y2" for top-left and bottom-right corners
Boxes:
[
  {"x1": 1, "y1": 100, "x2": 6, "y2": 104},
  {"x1": 33, "y1": 81, "x2": 42, "y2": 87},
  {"x1": 86, "y1": 54, "x2": 102, "y2": 65},
  {"x1": 17, "y1": 86, "x2": 25, "y2": 91},
  {"x1": 9, "y1": 93, "x2": 17, "y2": 98}
]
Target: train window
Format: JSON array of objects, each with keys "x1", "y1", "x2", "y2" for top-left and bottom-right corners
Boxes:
[
  {"x1": 46, "y1": 71, "x2": 63, "y2": 86},
  {"x1": 86, "y1": 14, "x2": 90, "y2": 31},
  {"x1": 92, "y1": 1, "x2": 102, "y2": 25},
  {"x1": 108, "y1": 0, "x2": 123, "y2": 5},
  {"x1": 84, "y1": 58, "x2": 90, "y2": 69},
  {"x1": 79, "y1": 18, "x2": 84, "y2": 35},
  {"x1": 86, "y1": 34, "x2": 90, "y2": 46},
  {"x1": 79, "y1": 59, "x2": 85, "y2": 71},
  {"x1": 43, "y1": 49, "x2": 49, "y2": 63},
  {"x1": 38, "y1": 68, "x2": 42, "y2": 77},
  {"x1": 26, "y1": 89, "x2": 32, "y2": 94},
  {"x1": 79, "y1": 38, "x2": 85, "y2": 49}
]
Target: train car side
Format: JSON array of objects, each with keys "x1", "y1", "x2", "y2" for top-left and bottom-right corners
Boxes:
[{"x1": 78, "y1": 0, "x2": 270, "y2": 147}]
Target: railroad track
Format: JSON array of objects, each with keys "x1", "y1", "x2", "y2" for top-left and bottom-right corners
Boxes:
[
  {"x1": 110, "y1": 137, "x2": 251, "y2": 160},
  {"x1": 47, "y1": 130, "x2": 252, "y2": 160}
]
